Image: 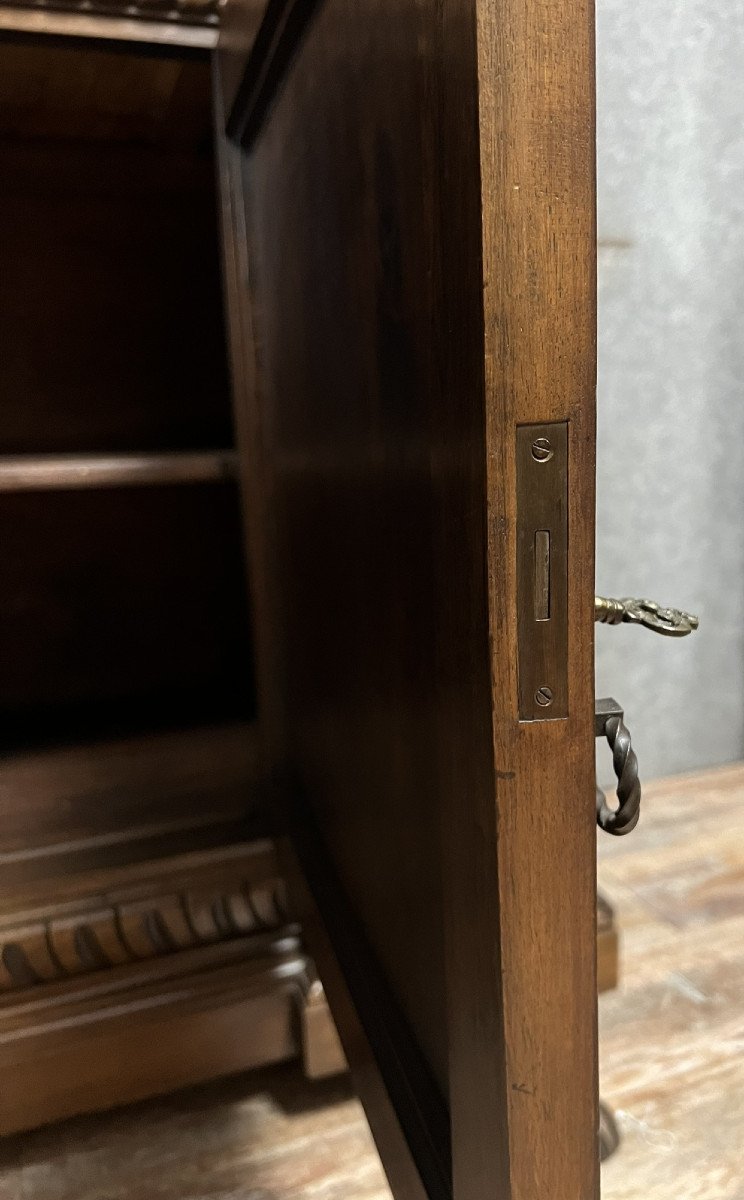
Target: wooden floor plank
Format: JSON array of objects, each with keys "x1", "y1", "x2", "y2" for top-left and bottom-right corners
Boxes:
[
  {"x1": 598, "y1": 763, "x2": 744, "y2": 1200},
  {"x1": 0, "y1": 1068, "x2": 390, "y2": 1200}
]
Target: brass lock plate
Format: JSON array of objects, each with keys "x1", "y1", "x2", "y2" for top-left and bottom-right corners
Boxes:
[{"x1": 516, "y1": 422, "x2": 568, "y2": 720}]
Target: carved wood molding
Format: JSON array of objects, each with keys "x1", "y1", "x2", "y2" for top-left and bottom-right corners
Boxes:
[{"x1": 0, "y1": 842, "x2": 293, "y2": 992}]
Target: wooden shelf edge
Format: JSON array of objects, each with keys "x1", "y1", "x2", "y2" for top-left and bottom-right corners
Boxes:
[
  {"x1": 0, "y1": 450, "x2": 238, "y2": 492},
  {"x1": 0, "y1": 5, "x2": 218, "y2": 47},
  {"x1": 0, "y1": 952, "x2": 304, "y2": 1136},
  {"x1": 0, "y1": 720, "x2": 261, "y2": 886}
]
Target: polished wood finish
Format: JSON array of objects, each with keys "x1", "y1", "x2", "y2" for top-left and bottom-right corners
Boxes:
[
  {"x1": 215, "y1": 0, "x2": 264, "y2": 116},
  {"x1": 0, "y1": 44, "x2": 230, "y2": 457},
  {"x1": 0, "y1": 34, "x2": 308, "y2": 1139},
  {"x1": 0, "y1": 452, "x2": 238, "y2": 492},
  {"x1": 281, "y1": 837, "x2": 438, "y2": 1200},
  {"x1": 0, "y1": 724, "x2": 255, "y2": 871},
  {"x1": 213, "y1": 60, "x2": 283, "y2": 758},
  {"x1": 470, "y1": 0, "x2": 598, "y2": 1185},
  {"x1": 222, "y1": 0, "x2": 597, "y2": 1194},
  {"x1": 0, "y1": 484, "x2": 253, "y2": 751},
  {"x1": 0, "y1": 43, "x2": 254, "y2": 751},
  {"x1": 0, "y1": 17, "x2": 597, "y2": 1182}
]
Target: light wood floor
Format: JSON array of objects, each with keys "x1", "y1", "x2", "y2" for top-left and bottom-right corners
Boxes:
[
  {"x1": 598, "y1": 763, "x2": 744, "y2": 1200},
  {"x1": 1, "y1": 763, "x2": 743, "y2": 1199}
]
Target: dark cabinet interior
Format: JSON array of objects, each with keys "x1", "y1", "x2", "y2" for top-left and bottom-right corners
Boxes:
[
  {"x1": 0, "y1": 35, "x2": 342, "y2": 1134},
  {"x1": 0, "y1": 43, "x2": 254, "y2": 752},
  {"x1": 0, "y1": 482, "x2": 253, "y2": 749}
]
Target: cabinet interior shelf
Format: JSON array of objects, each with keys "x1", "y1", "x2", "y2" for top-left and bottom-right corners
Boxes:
[
  {"x1": 0, "y1": 7, "x2": 219, "y2": 49},
  {"x1": 0, "y1": 720, "x2": 260, "y2": 889},
  {"x1": 0, "y1": 451, "x2": 239, "y2": 493}
]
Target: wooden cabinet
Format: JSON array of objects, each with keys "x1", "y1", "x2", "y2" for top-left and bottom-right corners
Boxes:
[
  {"x1": 218, "y1": 1, "x2": 598, "y2": 1197},
  {"x1": 0, "y1": 4, "x2": 599, "y2": 1196}
]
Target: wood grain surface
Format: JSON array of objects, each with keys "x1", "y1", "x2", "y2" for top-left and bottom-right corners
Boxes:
[
  {"x1": 0, "y1": 723, "x2": 256, "y2": 873},
  {"x1": 0, "y1": 484, "x2": 253, "y2": 751},
  {"x1": 471, "y1": 0, "x2": 598, "y2": 1191},
  {"x1": 223, "y1": 0, "x2": 597, "y2": 1192},
  {"x1": 0, "y1": 43, "x2": 229, "y2": 457},
  {"x1": 0, "y1": 38, "x2": 255, "y2": 751}
]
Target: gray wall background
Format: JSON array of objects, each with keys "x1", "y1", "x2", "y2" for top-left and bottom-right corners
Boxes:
[{"x1": 595, "y1": 0, "x2": 744, "y2": 780}]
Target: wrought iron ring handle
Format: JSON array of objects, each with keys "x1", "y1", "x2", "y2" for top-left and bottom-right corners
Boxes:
[{"x1": 595, "y1": 699, "x2": 641, "y2": 836}]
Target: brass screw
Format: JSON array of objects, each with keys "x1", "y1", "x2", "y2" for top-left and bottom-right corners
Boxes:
[
  {"x1": 531, "y1": 437, "x2": 554, "y2": 463},
  {"x1": 535, "y1": 686, "x2": 554, "y2": 707}
]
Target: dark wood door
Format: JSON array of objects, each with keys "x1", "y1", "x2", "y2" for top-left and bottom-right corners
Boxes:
[{"x1": 214, "y1": 0, "x2": 597, "y2": 1195}]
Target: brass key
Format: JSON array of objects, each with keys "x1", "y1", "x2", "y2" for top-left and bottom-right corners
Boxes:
[{"x1": 594, "y1": 595, "x2": 699, "y2": 637}]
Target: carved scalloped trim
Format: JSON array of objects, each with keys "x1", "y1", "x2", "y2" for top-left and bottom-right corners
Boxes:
[{"x1": 0, "y1": 875, "x2": 290, "y2": 991}]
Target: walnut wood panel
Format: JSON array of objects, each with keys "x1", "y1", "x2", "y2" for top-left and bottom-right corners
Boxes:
[
  {"x1": 215, "y1": 0, "x2": 264, "y2": 117},
  {"x1": 460, "y1": 0, "x2": 598, "y2": 1194},
  {"x1": 213, "y1": 59, "x2": 283, "y2": 759},
  {"x1": 0, "y1": 724, "x2": 257, "y2": 870},
  {"x1": 0, "y1": 484, "x2": 253, "y2": 751},
  {"x1": 236, "y1": 0, "x2": 451, "y2": 1106},
  {"x1": 0, "y1": 42, "x2": 231, "y2": 456},
  {"x1": 281, "y1": 838, "x2": 432, "y2": 1200},
  {"x1": 0, "y1": 42, "x2": 212, "y2": 147},
  {"x1": 222, "y1": 0, "x2": 597, "y2": 1195}
]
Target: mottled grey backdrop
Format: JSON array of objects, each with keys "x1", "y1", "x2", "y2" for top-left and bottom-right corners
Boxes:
[{"x1": 595, "y1": 0, "x2": 744, "y2": 780}]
